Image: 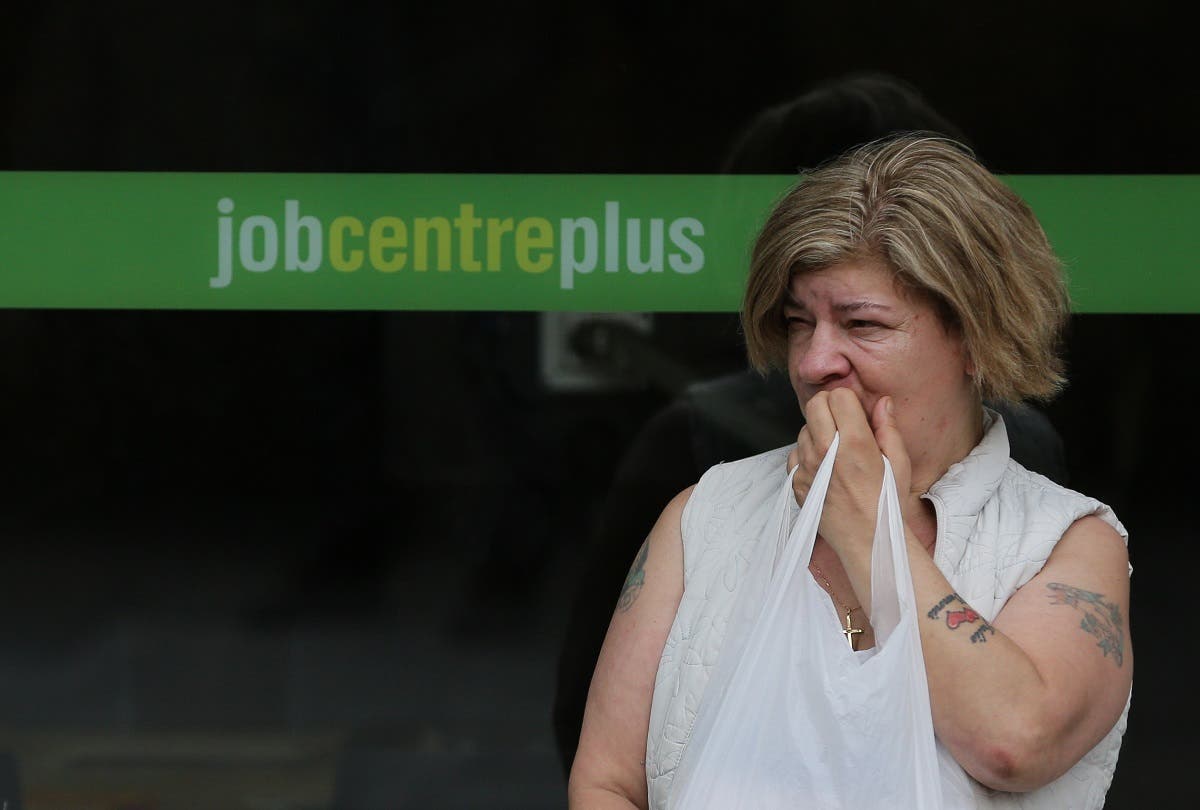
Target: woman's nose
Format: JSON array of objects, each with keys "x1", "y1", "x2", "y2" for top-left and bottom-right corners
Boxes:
[{"x1": 794, "y1": 323, "x2": 852, "y2": 384}]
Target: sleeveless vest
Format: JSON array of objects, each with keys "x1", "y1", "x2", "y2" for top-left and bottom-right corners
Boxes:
[{"x1": 646, "y1": 411, "x2": 1130, "y2": 809}]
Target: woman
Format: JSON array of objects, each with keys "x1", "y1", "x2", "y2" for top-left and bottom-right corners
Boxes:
[{"x1": 568, "y1": 136, "x2": 1132, "y2": 808}]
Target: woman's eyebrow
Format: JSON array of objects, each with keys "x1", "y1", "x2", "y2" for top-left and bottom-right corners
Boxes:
[{"x1": 835, "y1": 300, "x2": 894, "y2": 315}]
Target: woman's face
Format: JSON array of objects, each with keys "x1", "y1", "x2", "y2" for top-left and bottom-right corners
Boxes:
[{"x1": 784, "y1": 255, "x2": 978, "y2": 459}]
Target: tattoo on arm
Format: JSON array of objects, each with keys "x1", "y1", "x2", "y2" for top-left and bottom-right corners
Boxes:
[
  {"x1": 927, "y1": 592, "x2": 996, "y2": 644},
  {"x1": 617, "y1": 539, "x2": 649, "y2": 612},
  {"x1": 1046, "y1": 582, "x2": 1126, "y2": 667}
]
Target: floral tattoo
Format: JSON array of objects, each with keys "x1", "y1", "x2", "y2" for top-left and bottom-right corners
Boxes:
[
  {"x1": 617, "y1": 539, "x2": 649, "y2": 612},
  {"x1": 1046, "y1": 582, "x2": 1125, "y2": 667}
]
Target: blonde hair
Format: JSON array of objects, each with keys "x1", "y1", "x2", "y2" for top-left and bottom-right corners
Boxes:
[{"x1": 741, "y1": 135, "x2": 1070, "y2": 402}]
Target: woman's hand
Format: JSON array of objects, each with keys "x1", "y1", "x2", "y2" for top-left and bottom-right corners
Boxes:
[{"x1": 786, "y1": 388, "x2": 913, "y2": 556}]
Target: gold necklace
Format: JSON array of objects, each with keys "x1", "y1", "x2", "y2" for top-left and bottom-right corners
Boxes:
[{"x1": 809, "y1": 560, "x2": 863, "y2": 650}]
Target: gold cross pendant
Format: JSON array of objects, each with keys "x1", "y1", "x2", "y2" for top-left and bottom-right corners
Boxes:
[{"x1": 842, "y1": 610, "x2": 863, "y2": 651}]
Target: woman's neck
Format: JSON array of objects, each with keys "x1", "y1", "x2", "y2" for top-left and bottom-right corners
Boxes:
[{"x1": 907, "y1": 400, "x2": 985, "y2": 498}]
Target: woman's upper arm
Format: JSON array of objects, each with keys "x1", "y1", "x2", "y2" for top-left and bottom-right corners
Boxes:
[
  {"x1": 991, "y1": 514, "x2": 1133, "y2": 776},
  {"x1": 568, "y1": 486, "x2": 690, "y2": 808}
]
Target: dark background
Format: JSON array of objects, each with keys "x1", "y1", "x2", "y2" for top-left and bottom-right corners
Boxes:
[{"x1": 0, "y1": 2, "x2": 1194, "y2": 808}]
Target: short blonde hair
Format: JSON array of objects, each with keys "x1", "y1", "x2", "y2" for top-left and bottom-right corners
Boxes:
[{"x1": 741, "y1": 135, "x2": 1069, "y2": 402}]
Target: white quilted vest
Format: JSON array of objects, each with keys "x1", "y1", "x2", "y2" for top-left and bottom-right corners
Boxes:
[{"x1": 646, "y1": 411, "x2": 1131, "y2": 809}]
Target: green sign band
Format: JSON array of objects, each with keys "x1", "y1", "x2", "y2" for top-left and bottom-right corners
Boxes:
[{"x1": 1, "y1": 173, "x2": 1196, "y2": 312}]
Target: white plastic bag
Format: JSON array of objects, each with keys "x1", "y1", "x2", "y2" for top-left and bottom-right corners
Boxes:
[{"x1": 669, "y1": 433, "x2": 973, "y2": 809}]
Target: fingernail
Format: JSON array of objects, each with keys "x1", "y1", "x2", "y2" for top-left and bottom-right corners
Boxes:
[{"x1": 885, "y1": 397, "x2": 894, "y2": 415}]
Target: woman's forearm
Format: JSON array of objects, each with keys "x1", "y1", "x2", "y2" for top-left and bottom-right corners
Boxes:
[
  {"x1": 834, "y1": 517, "x2": 1120, "y2": 791},
  {"x1": 901, "y1": 535, "x2": 1052, "y2": 789},
  {"x1": 898, "y1": 518, "x2": 1131, "y2": 793}
]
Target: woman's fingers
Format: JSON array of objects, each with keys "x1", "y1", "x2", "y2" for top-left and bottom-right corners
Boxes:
[
  {"x1": 794, "y1": 390, "x2": 899, "y2": 515},
  {"x1": 826, "y1": 388, "x2": 874, "y2": 444},
  {"x1": 806, "y1": 390, "x2": 891, "y2": 550},
  {"x1": 792, "y1": 391, "x2": 852, "y2": 507},
  {"x1": 871, "y1": 395, "x2": 913, "y2": 499},
  {"x1": 803, "y1": 391, "x2": 837, "y2": 454}
]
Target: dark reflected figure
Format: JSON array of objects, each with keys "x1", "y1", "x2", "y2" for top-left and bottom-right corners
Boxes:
[
  {"x1": 719, "y1": 72, "x2": 970, "y2": 174},
  {"x1": 551, "y1": 72, "x2": 1069, "y2": 775}
]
